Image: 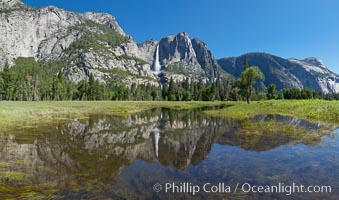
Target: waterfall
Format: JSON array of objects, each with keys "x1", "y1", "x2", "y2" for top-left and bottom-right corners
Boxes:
[
  {"x1": 153, "y1": 128, "x2": 160, "y2": 158},
  {"x1": 153, "y1": 45, "x2": 161, "y2": 74}
]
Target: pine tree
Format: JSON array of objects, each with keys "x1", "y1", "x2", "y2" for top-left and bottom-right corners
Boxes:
[
  {"x1": 88, "y1": 73, "x2": 95, "y2": 100},
  {"x1": 267, "y1": 83, "x2": 277, "y2": 100},
  {"x1": 94, "y1": 80, "x2": 102, "y2": 100},
  {"x1": 2, "y1": 61, "x2": 12, "y2": 100},
  {"x1": 56, "y1": 72, "x2": 67, "y2": 100},
  {"x1": 151, "y1": 89, "x2": 157, "y2": 101},
  {"x1": 0, "y1": 74, "x2": 4, "y2": 100},
  {"x1": 162, "y1": 83, "x2": 168, "y2": 100},
  {"x1": 76, "y1": 80, "x2": 89, "y2": 100},
  {"x1": 168, "y1": 77, "x2": 176, "y2": 101},
  {"x1": 244, "y1": 55, "x2": 249, "y2": 70}
]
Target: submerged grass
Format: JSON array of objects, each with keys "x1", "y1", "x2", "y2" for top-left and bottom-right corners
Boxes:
[
  {"x1": 238, "y1": 120, "x2": 329, "y2": 145},
  {"x1": 0, "y1": 101, "x2": 228, "y2": 129},
  {"x1": 0, "y1": 171, "x2": 28, "y2": 182},
  {"x1": 205, "y1": 100, "x2": 339, "y2": 125}
]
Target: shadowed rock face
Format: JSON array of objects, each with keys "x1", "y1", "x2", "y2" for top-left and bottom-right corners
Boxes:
[
  {"x1": 191, "y1": 38, "x2": 223, "y2": 79},
  {"x1": 218, "y1": 53, "x2": 339, "y2": 93}
]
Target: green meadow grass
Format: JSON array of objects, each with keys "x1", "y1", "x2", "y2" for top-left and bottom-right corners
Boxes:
[
  {"x1": 205, "y1": 100, "x2": 339, "y2": 125},
  {"x1": 0, "y1": 101, "x2": 228, "y2": 129},
  {"x1": 1, "y1": 100, "x2": 338, "y2": 129}
]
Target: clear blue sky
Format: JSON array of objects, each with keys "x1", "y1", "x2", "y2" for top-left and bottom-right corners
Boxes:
[{"x1": 22, "y1": 0, "x2": 339, "y2": 73}]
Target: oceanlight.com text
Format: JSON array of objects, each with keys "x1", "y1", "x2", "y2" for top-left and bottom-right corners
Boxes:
[{"x1": 153, "y1": 182, "x2": 332, "y2": 196}]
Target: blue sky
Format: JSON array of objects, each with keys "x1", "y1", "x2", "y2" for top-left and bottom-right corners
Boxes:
[{"x1": 23, "y1": 0, "x2": 339, "y2": 73}]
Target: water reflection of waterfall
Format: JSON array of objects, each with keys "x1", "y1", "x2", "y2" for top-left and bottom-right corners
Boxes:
[
  {"x1": 1, "y1": 108, "x2": 338, "y2": 200},
  {"x1": 153, "y1": 128, "x2": 160, "y2": 158},
  {"x1": 153, "y1": 45, "x2": 161, "y2": 74}
]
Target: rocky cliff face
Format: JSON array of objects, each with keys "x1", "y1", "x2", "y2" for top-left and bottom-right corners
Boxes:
[
  {"x1": 137, "y1": 39, "x2": 158, "y2": 64},
  {"x1": 0, "y1": 1, "x2": 160, "y2": 85},
  {"x1": 0, "y1": 1, "x2": 222, "y2": 85},
  {"x1": 0, "y1": 3, "x2": 125, "y2": 63},
  {"x1": 0, "y1": 0, "x2": 26, "y2": 10},
  {"x1": 191, "y1": 38, "x2": 222, "y2": 79},
  {"x1": 288, "y1": 58, "x2": 339, "y2": 93},
  {"x1": 1, "y1": 1, "x2": 337, "y2": 90},
  {"x1": 218, "y1": 53, "x2": 339, "y2": 93},
  {"x1": 142, "y1": 32, "x2": 227, "y2": 82},
  {"x1": 156, "y1": 32, "x2": 206, "y2": 81}
]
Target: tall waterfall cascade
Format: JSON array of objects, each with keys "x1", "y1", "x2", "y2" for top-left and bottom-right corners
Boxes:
[
  {"x1": 153, "y1": 45, "x2": 161, "y2": 74},
  {"x1": 153, "y1": 128, "x2": 160, "y2": 158}
]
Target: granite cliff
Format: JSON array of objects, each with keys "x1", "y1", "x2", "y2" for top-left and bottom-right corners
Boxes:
[
  {"x1": 1, "y1": 0, "x2": 338, "y2": 93},
  {"x1": 218, "y1": 53, "x2": 339, "y2": 93},
  {"x1": 0, "y1": 0, "x2": 223, "y2": 85}
]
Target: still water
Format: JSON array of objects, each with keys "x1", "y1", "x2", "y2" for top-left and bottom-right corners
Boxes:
[{"x1": 0, "y1": 108, "x2": 338, "y2": 199}]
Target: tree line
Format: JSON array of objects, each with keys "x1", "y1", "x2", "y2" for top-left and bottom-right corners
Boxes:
[
  {"x1": 0, "y1": 57, "x2": 236, "y2": 101},
  {"x1": 0, "y1": 57, "x2": 338, "y2": 102}
]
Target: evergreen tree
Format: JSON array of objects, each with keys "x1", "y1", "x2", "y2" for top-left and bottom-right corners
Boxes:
[
  {"x1": 2, "y1": 61, "x2": 13, "y2": 100},
  {"x1": 0, "y1": 74, "x2": 4, "y2": 100},
  {"x1": 76, "y1": 80, "x2": 89, "y2": 100},
  {"x1": 56, "y1": 72, "x2": 67, "y2": 100},
  {"x1": 88, "y1": 73, "x2": 95, "y2": 100},
  {"x1": 94, "y1": 80, "x2": 103, "y2": 100},
  {"x1": 192, "y1": 82, "x2": 198, "y2": 100},
  {"x1": 267, "y1": 83, "x2": 277, "y2": 100},
  {"x1": 168, "y1": 77, "x2": 176, "y2": 101},
  {"x1": 244, "y1": 55, "x2": 249, "y2": 70},
  {"x1": 161, "y1": 84, "x2": 168, "y2": 100},
  {"x1": 277, "y1": 91, "x2": 284, "y2": 100},
  {"x1": 151, "y1": 89, "x2": 157, "y2": 101}
]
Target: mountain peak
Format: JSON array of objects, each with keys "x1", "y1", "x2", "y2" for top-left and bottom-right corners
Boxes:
[
  {"x1": 244, "y1": 52, "x2": 274, "y2": 57},
  {"x1": 0, "y1": 0, "x2": 26, "y2": 10},
  {"x1": 177, "y1": 32, "x2": 189, "y2": 37},
  {"x1": 302, "y1": 57, "x2": 326, "y2": 69},
  {"x1": 164, "y1": 32, "x2": 190, "y2": 41},
  {"x1": 139, "y1": 39, "x2": 158, "y2": 45}
]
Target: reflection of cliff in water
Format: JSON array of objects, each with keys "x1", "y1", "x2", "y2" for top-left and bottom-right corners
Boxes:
[
  {"x1": 57, "y1": 109, "x2": 232, "y2": 171},
  {"x1": 218, "y1": 114, "x2": 337, "y2": 151},
  {"x1": 0, "y1": 109, "x2": 336, "y2": 191},
  {"x1": 0, "y1": 109, "x2": 227, "y2": 189}
]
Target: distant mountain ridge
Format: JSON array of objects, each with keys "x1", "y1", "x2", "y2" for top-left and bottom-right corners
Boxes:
[
  {"x1": 218, "y1": 53, "x2": 339, "y2": 93},
  {"x1": 0, "y1": 0, "x2": 338, "y2": 93}
]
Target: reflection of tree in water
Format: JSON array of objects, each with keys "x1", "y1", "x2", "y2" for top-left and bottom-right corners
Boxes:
[
  {"x1": 0, "y1": 108, "x2": 225, "y2": 195},
  {"x1": 218, "y1": 114, "x2": 336, "y2": 151},
  {"x1": 0, "y1": 109, "x2": 336, "y2": 199}
]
